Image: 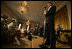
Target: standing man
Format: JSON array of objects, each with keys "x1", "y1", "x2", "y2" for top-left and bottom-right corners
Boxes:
[
  {"x1": 57, "y1": 24, "x2": 62, "y2": 39},
  {"x1": 44, "y1": 2, "x2": 56, "y2": 48}
]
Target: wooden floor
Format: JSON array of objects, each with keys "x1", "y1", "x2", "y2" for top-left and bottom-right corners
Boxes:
[{"x1": 1, "y1": 35, "x2": 71, "y2": 48}]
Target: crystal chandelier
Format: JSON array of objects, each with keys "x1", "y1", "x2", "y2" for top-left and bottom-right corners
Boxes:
[{"x1": 18, "y1": 1, "x2": 28, "y2": 14}]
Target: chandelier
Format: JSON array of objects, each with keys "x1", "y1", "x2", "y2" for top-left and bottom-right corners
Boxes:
[{"x1": 18, "y1": 1, "x2": 28, "y2": 14}]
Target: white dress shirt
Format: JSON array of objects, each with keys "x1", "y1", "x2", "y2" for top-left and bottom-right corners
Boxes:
[
  {"x1": 48, "y1": 6, "x2": 52, "y2": 11},
  {"x1": 21, "y1": 28, "x2": 24, "y2": 33},
  {"x1": 8, "y1": 22, "x2": 14, "y2": 29}
]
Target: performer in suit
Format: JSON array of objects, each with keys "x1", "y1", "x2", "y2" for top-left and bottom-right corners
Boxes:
[{"x1": 44, "y1": 2, "x2": 56, "y2": 48}]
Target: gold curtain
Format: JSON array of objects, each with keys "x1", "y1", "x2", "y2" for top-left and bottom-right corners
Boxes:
[
  {"x1": 54, "y1": 5, "x2": 70, "y2": 42},
  {"x1": 54, "y1": 5, "x2": 70, "y2": 30}
]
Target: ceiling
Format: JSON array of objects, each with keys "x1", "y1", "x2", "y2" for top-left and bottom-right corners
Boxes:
[{"x1": 2, "y1": 1, "x2": 67, "y2": 24}]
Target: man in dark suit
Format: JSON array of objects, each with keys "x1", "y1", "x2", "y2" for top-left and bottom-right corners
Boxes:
[{"x1": 44, "y1": 2, "x2": 56, "y2": 48}]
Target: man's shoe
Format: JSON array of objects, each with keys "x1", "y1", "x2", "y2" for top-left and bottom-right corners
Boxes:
[
  {"x1": 39, "y1": 45, "x2": 48, "y2": 48},
  {"x1": 44, "y1": 43, "x2": 50, "y2": 45}
]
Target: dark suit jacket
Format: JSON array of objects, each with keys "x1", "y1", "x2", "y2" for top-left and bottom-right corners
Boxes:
[{"x1": 45, "y1": 6, "x2": 56, "y2": 25}]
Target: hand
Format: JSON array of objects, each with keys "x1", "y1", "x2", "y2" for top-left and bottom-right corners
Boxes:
[{"x1": 44, "y1": 10, "x2": 46, "y2": 14}]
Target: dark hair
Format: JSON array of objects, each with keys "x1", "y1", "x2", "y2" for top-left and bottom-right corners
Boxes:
[
  {"x1": 58, "y1": 24, "x2": 61, "y2": 26},
  {"x1": 47, "y1": 2, "x2": 53, "y2": 6},
  {"x1": 11, "y1": 20, "x2": 15, "y2": 22},
  {"x1": 1, "y1": 15, "x2": 8, "y2": 19}
]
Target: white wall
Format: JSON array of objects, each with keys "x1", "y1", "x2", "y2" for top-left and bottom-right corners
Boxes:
[
  {"x1": 1, "y1": 2, "x2": 18, "y2": 24},
  {"x1": 1, "y1": 2, "x2": 15, "y2": 22}
]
